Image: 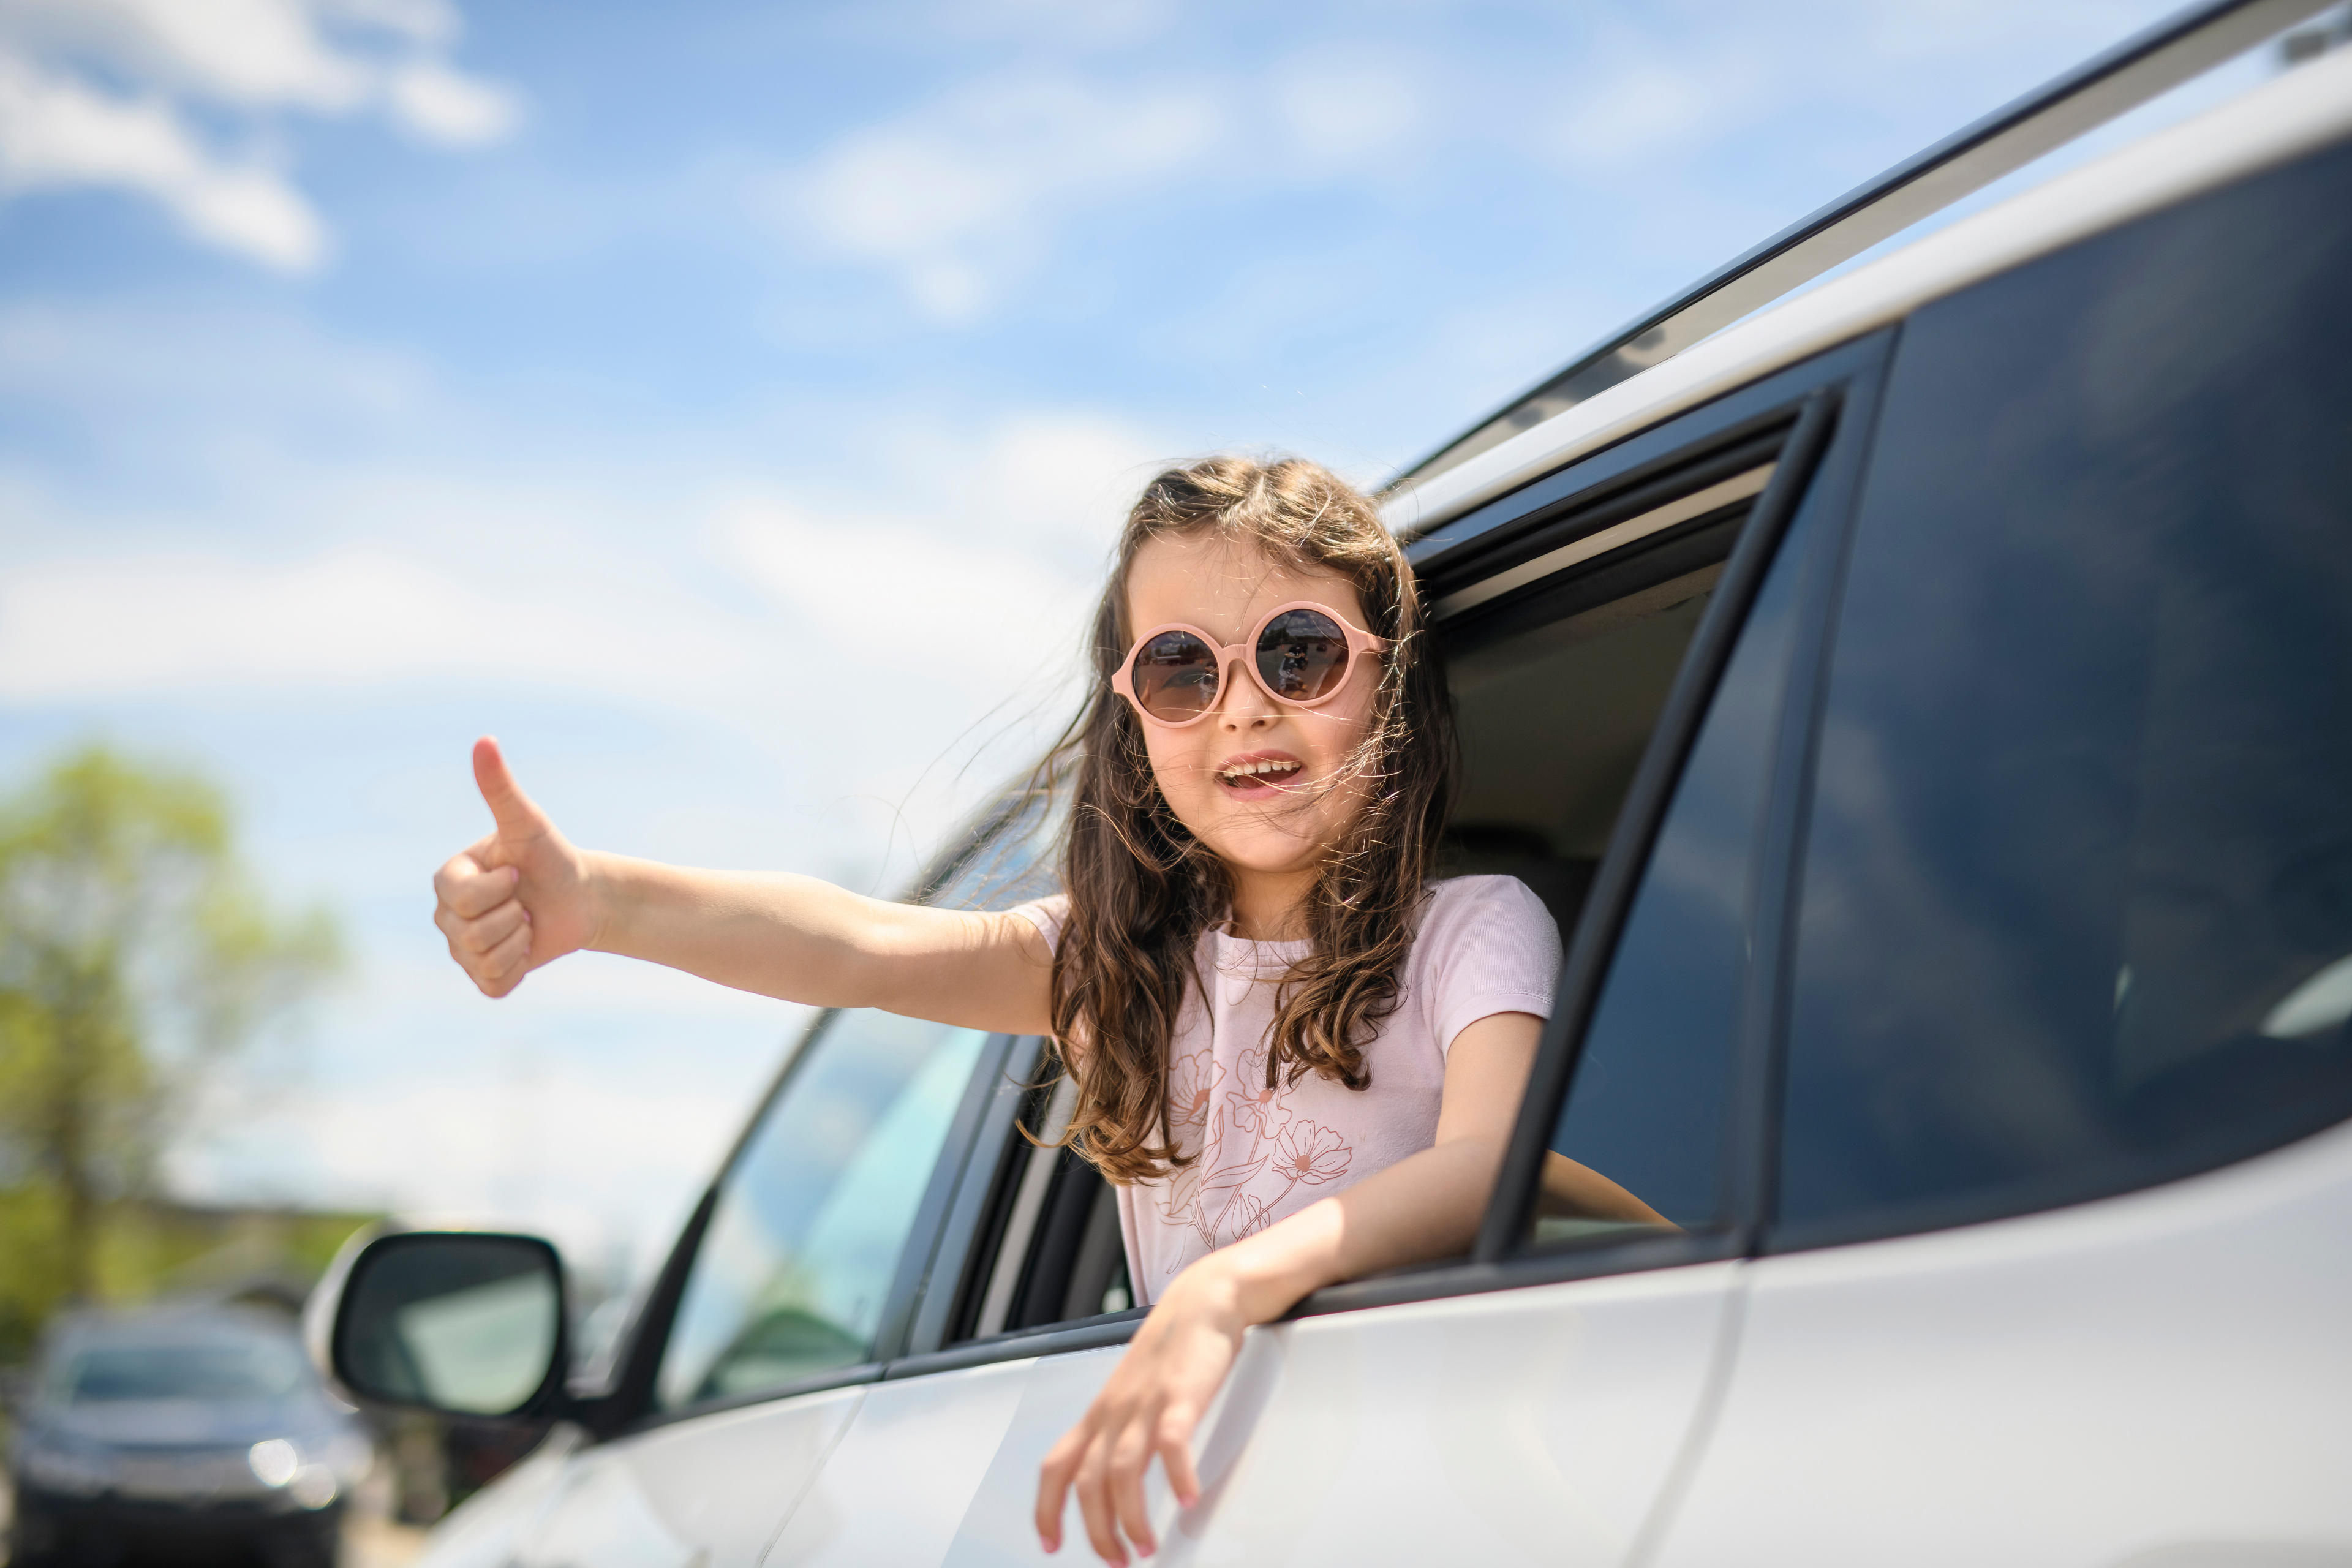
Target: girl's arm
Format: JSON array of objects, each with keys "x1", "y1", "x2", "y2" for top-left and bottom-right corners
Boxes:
[
  {"x1": 432, "y1": 738, "x2": 1055, "y2": 1035},
  {"x1": 1539, "y1": 1151, "x2": 1673, "y2": 1225},
  {"x1": 1035, "y1": 1009, "x2": 1560, "y2": 1565}
]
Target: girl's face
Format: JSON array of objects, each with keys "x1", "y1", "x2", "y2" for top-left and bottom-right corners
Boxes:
[{"x1": 1123, "y1": 532, "x2": 1382, "y2": 885}]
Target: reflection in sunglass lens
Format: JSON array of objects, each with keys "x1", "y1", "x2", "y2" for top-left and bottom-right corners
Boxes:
[
  {"x1": 1256, "y1": 609, "x2": 1350, "y2": 701},
  {"x1": 1133, "y1": 630, "x2": 1219, "y2": 721}
]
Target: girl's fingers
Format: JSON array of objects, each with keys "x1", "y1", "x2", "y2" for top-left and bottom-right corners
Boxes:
[
  {"x1": 477, "y1": 919, "x2": 533, "y2": 987},
  {"x1": 1156, "y1": 1407, "x2": 1202, "y2": 1509},
  {"x1": 460, "y1": 898, "x2": 529, "y2": 958},
  {"x1": 1036, "y1": 1430, "x2": 1084, "y2": 1551},
  {"x1": 1073, "y1": 1429, "x2": 1126, "y2": 1566},
  {"x1": 473, "y1": 736, "x2": 556, "y2": 839},
  {"x1": 435, "y1": 855, "x2": 519, "y2": 919},
  {"x1": 1107, "y1": 1418, "x2": 1159, "y2": 1557}
]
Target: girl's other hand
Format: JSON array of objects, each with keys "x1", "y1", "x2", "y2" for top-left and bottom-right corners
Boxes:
[
  {"x1": 1035, "y1": 1264, "x2": 1241, "y2": 1564},
  {"x1": 432, "y1": 737, "x2": 598, "y2": 998}
]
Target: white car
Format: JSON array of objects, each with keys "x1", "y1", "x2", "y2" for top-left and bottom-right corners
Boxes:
[{"x1": 309, "y1": 3, "x2": 2352, "y2": 1564}]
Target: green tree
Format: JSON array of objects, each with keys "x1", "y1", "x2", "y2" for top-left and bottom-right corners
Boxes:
[{"x1": 0, "y1": 745, "x2": 340, "y2": 1311}]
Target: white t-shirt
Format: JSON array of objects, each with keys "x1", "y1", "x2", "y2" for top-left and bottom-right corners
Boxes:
[{"x1": 1014, "y1": 875, "x2": 1562, "y2": 1305}]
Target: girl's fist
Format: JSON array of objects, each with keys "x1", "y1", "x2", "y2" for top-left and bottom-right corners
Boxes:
[{"x1": 431, "y1": 737, "x2": 598, "y2": 997}]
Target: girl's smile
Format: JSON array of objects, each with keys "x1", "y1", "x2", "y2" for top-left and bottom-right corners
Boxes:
[{"x1": 1215, "y1": 748, "x2": 1304, "y2": 794}]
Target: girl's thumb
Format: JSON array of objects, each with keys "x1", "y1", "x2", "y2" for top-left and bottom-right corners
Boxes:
[{"x1": 473, "y1": 736, "x2": 552, "y2": 837}]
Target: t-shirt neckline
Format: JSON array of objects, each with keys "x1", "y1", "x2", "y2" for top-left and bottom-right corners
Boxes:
[{"x1": 1208, "y1": 922, "x2": 1311, "y2": 967}]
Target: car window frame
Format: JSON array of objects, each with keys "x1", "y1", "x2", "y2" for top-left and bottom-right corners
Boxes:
[
  {"x1": 882, "y1": 331, "x2": 1899, "y2": 1378},
  {"x1": 1414, "y1": 328, "x2": 1891, "y2": 1297}
]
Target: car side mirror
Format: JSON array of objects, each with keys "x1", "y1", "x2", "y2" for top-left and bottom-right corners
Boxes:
[{"x1": 318, "y1": 1230, "x2": 568, "y2": 1420}]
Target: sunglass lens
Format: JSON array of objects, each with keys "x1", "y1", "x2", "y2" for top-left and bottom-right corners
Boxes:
[
  {"x1": 1132, "y1": 630, "x2": 1219, "y2": 720},
  {"x1": 1256, "y1": 609, "x2": 1351, "y2": 701}
]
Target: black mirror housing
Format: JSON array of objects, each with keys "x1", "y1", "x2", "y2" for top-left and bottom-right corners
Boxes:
[{"x1": 314, "y1": 1229, "x2": 570, "y2": 1422}]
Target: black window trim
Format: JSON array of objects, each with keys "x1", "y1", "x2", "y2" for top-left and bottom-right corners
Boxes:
[{"x1": 1736, "y1": 335, "x2": 1900, "y2": 1262}]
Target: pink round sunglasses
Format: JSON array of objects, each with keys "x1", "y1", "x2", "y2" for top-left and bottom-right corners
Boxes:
[{"x1": 1110, "y1": 600, "x2": 1389, "y2": 728}]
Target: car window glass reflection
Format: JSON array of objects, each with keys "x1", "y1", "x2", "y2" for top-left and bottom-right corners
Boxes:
[
  {"x1": 390, "y1": 1271, "x2": 558, "y2": 1414},
  {"x1": 1778, "y1": 139, "x2": 2352, "y2": 1241},
  {"x1": 655, "y1": 1016, "x2": 989, "y2": 1409}
]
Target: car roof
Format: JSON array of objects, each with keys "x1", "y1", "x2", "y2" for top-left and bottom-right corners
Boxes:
[{"x1": 1381, "y1": 13, "x2": 2352, "y2": 544}]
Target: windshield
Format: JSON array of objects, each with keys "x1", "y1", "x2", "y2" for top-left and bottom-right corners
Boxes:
[{"x1": 59, "y1": 1339, "x2": 309, "y2": 1403}]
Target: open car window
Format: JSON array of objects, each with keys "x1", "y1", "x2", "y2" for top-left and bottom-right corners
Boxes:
[{"x1": 915, "y1": 351, "x2": 1883, "y2": 1349}]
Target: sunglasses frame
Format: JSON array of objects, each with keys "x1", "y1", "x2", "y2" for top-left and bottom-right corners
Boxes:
[{"x1": 1110, "y1": 600, "x2": 1390, "y2": 728}]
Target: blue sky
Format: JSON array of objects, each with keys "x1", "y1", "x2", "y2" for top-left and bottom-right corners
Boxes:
[{"x1": 0, "y1": 0, "x2": 2285, "y2": 1278}]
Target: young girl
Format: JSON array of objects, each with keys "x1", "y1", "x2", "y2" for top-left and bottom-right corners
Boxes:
[{"x1": 432, "y1": 456, "x2": 1661, "y2": 1565}]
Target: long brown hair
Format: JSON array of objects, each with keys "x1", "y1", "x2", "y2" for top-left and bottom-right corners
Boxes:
[{"x1": 1035, "y1": 455, "x2": 1455, "y2": 1184}]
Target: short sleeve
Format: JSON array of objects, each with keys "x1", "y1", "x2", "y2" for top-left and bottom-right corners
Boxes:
[
  {"x1": 1415, "y1": 876, "x2": 1564, "y2": 1055},
  {"x1": 1009, "y1": 893, "x2": 1070, "y2": 954}
]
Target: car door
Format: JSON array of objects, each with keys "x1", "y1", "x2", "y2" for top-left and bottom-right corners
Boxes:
[
  {"x1": 1653, "y1": 132, "x2": 2352, "y2": 1567},
  {"x1": 456, "y1": 1009, "x2": 1009, "y2": 1568},
  {"x1": 767, "y1": 334, "x2": 1892, "y2": 1568}
]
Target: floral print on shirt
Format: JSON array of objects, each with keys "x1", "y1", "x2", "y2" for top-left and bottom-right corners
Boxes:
[
  {"x1": 1158, "y1": 1039, "x2": 1354, "y2": 1267},
  {"x1": 1169, "y1": 1044, "x2": 1223, "y2": 1136}
]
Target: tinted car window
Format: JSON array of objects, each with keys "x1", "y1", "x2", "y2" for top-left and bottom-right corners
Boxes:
[
  {"x1": 1776, "y1": 138, "x2": 2352, "y2": 1245},
  {"x1": 655, "y1": 1012, "x2": 989, "y2": 1409},
  {"x1": 1537, "y1": 486, "x2": 1817, "y2": 1244}
]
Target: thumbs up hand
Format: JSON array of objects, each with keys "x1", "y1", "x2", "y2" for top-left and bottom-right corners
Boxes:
[{"x1": 433, "y1": 737, "x2": 598, "y2": 998}]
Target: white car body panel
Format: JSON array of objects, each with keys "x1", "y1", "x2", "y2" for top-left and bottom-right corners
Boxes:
[
  {"x1": 932, "y1": 1261, "x2": 1737, "y2": 1567},
  {"x1": 1653, "y1": 1123, "x2": 2352, "y2": 1568},
  {"x1": 764, "y1": 1360, "x2": 1031, "y2": 1567},
  {"x1": 496, "y1": 1386, "x2": 862, "y2": 1568},
  {"x1": 937, "y1": 1344, "x2": 1133, "y2": 1567},
  {"x1": 1382, "y1": 43, "x2": 2352, "y2": 541}
]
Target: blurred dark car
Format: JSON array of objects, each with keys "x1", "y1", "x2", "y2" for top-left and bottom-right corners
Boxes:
[{"x1": 5, "y1": 1305, "x2": 372, "y2": 1568}]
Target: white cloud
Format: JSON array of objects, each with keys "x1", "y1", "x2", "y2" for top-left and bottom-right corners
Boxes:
[
  {"x1": 954, "y1": 410, "x2": 1172, "y2": 557},
  {"x1": 720, "y1": 411, "x2": 1169, "y2": 693},
  {"x1": 0, "y1": 548, "x2": 755, "y2": 701},
  {"x1": 385, "y1": 54, "x2": 518, "y2": 145},
  {"x1": 782, "y1": 73, "x2": 1226, "y2": 323},
  {"x1": 0, "y1": 0, "x2": 519, "y2": 270},
  {"x1": 722, "y1": 499, "x2": 1092, "y2": 695},
  {"x1": 4, "y1": 0, "x2": 371, "y2": 109},
  {"x1": 318, "y1": 0, "x2": 459, "y2": 48},
  {"x1": 0, "y1": 52, "x2": 326, "y2": 270}
]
